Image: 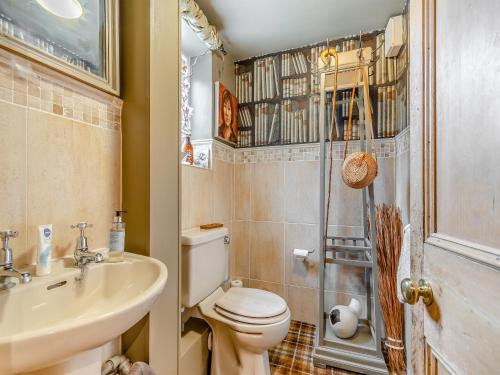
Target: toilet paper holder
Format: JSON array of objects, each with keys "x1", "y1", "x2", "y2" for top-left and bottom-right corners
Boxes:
[{"x1": 293, "y1": 248, "x2": 315, "y2": 261}]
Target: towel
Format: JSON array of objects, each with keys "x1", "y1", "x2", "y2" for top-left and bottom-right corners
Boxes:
[
  {"x1": 129, "y1": 362, "x2": 156, "y2": 375},
  {"x1": 396, "y1": 224, "x2": 411, "y2": 303}
]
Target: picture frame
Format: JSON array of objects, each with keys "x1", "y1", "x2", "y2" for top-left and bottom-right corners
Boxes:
[
  {"x1": 215, "y1": 81, "x2": 238, "y2": 145},
  {"x1": 0, "y1": 0, "x2": 120, "y2": 96}
]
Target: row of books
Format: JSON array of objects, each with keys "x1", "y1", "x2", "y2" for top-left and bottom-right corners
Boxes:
[
  {"x1": 281, "y1": 100, "x2": 318, "y2": 144},
  {"x1": 238, "y1": 106, "x2": 253, "y2": 128},
  {"x1": 283, "y1": 77, "x2": 308, "y2": 98},
  {"x1": 375, "y1": 33, "x2": 399, "y2": 85},
  {"x1": 236, "y1": 71, "x2": 253, "y2": 104},
  {"x1": 254, "y1": 57, "x2": 280, "y2": 101},
  {"x1": 255, "y1": 103, "x2": 280, "y2": 146},
  {"x1": 377, "y1": 86, "x2": 399, "y2": 138},
  {"x1": 281, "y1": 52, "x2": 308, "y2": 77},
  {"x1": 307, "y1": 96, "x2": 321, "y2": 143},
  {"x1": 342, "y1": 119, "x2": 360, "y2": 141},
  {"x1": 310, "y1": 45, "x2": 326, "y2": 73},
  {"x1": 237, "y1": 130, "x2": 253, "y2": 147}
]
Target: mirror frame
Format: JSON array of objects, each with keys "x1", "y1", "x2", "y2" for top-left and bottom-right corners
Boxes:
[{"x1": 0, "y1": 0, "x2": 120, "y2": 96}]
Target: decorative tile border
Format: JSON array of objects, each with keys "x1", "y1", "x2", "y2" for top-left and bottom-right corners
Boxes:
[
  {"x1": 213, "y1": 139, "x2": 235, "y2": 163},
  {"x1": 395, "y1": 126, "x2": 410, "y2": 155},
  {"x1": 0, "y1": 48, "x2": 122, "y2": 131},
  {"x1": 234, "y1": 138, "x2": 396, "y2": 164}
]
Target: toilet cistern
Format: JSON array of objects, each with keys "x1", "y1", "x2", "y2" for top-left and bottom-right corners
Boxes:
[{"x1": 0, "y1": 229, "x2": 32, "y2": 290}]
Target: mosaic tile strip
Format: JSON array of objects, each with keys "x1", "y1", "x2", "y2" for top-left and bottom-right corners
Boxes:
[
  {"x1": 395, "y1": 127, "x2": 410, "y2": 155},
  {"x1": 235, "y1": 138, "x2": 396, "y2": 164},
  {"x1": 0, "y1": 48, "x2": 122, "y2": 131},
  {"x1": 213, "y1": 139, "x2": 235, "y2": 163}
]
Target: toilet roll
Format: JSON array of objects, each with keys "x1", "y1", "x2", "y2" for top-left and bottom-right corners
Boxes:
[
  {"x1": 231, "y1": 279, "x2": 243, "y2": 288},
  {"x1": 293, "y1": 248, "x2": 309, "y2": 261}
]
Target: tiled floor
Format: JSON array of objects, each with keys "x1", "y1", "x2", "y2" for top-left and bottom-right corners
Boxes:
[{"x1": 268, "y1": 320, "x2": 358, "y2": 375}]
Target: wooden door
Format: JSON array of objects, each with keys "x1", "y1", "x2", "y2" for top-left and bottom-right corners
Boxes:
[{"x1": 407, "y1": 0, "x2": 500, "y2": 374}]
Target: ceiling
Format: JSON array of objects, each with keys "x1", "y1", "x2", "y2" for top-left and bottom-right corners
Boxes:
[{"x1": 194, "y1": 0, "x2": 405, "y2": 60}]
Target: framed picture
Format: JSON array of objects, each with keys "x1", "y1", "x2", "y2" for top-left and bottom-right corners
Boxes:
[
  {"x1": 215, "y1": 81, "x2": 238, "y2": 145},
  {"x1": 0, "y1": 0, "x2": 119, "y2": 95}
]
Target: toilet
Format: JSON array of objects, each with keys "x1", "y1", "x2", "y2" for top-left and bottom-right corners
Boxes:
[{"x1": 182, "y1": 227, "x2": 291, "y2": 375}]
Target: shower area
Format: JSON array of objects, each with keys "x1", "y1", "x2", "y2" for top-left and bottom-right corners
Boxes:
[{"x1": 311, "y1": 20, "x2": 410, "y2": 375}]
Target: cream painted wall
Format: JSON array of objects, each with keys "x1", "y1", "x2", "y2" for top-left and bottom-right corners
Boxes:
[
  {"x1": 148, "y1": 0, "x2": 181, "y2": 373},
  {"x1": 0, "y1": 49, "x2": 121, "y2": 269},
  {"x1": 120, "y1": 1, "x2": 181, "y2": 372}
]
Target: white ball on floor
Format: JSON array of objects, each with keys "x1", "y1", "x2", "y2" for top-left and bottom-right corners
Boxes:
[{"x1": 328, "y1": 298, "x2": 362, "y2": 339}]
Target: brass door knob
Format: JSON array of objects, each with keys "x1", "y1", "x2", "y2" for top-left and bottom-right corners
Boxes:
[{"x1": 401, "y1": 278, "x2": 433, "y2": 305}]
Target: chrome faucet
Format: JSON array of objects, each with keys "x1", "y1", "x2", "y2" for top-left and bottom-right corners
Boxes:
[
  {"x1": 0, "y1": 230, "x2": 32, "y2": 290},
  {"x1": 72, "y1": 222, "x2": 103, "y2": 281}
]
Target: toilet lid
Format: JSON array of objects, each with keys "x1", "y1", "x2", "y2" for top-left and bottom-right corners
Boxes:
[{"x1": 215, "y1": 288, "x2": 287, "y2": 319}]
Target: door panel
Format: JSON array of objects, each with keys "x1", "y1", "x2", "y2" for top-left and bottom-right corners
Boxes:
[
  {"x1": 409, "y1": 0, "x2": 500, "y2": 373},
  {"x1": 423, "y1": 240, "x2": 500, "y2": 374},
  {"x1": 435, "y1": 0, "x2": 500, "y2": 248}
]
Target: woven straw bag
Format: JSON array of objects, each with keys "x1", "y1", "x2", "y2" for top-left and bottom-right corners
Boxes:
[{"x1": 341, "y1": 62, "x2": 378, "y2": 189}]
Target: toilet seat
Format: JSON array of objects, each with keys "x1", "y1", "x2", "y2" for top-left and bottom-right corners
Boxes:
[
  {"x1": 214, "y1": 288, "x2": 287, "y2": 324},
  {"x1": 199, "y1": 287, "x2": 290, "y2": 334},
  {"x1": 214, "y1": 306, "x2": 290, "y2": 325}
]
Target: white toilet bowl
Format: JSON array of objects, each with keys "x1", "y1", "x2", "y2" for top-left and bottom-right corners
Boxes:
[{"x1": 198, "y1": 287, "x2": 291, "y2": 375}]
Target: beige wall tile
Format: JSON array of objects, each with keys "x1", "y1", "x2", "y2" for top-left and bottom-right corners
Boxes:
[
  {"x1": 324, "y1": 264, "x2": 367, "y2": 295},
  {"x1": 26, "y1": 110, "x2": 121, "y2": 261},
  {"x1": 284, "y1": 161, "x2": 319, "y2": 224},
  {"x1": 249, "y1": 279, "x2": 286, "y2": 300},
  {"x1": 189, "y1": 167, "x2": 214, "y2": 227},
  {"x1": 287, "y1": 286, "x2": 318, "y2": 324},
  {"x1": 213, "y1": 159, "x2": 233, "y2": 223},
  {"x1": 250, "y1": 221, "x2": 284, "y2": 283},
  {"x1": 234, "y1": 162, "x2": 253, "y2": 220},
  {"x1": 284, "y1": 223, "x2": 319, "y2": 289},
  {"x1": 230, "y1": 221, "x2": 250, "y2": 279},
  {"x1": 326, "y1": 160, "x2": 363, "y2": 227},
  {"x1": 0, "y1": 101, "x2": 27, "y2": 266},
  {"x1": 251, "y1": 162, "x2": 283, "y2": 222}
]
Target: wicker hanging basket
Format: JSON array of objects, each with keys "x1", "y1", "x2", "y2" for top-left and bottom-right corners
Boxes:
[
  {"x1": 342, "y1": 152, "x2": 378, "y2": 188},
  {"x1": 341, "y1": 61, "x2": 378, "y2": 189}
]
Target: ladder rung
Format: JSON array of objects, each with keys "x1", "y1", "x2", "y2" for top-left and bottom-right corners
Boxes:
[
  {"x1": 326, "y1": 244, "x2": 371, "y2": 252},
  {"x1": 325, "y1": 258, "x2": 373, "y2": 268}
]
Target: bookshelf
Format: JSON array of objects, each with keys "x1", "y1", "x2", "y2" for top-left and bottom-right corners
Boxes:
[{"x1": 234, "y1": 31, "x2": 408, "y2": 148}]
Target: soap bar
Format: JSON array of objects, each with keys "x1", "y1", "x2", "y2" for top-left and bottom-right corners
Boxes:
[{"x1": 200, "y1": 223, "x2": 224, "y2": 230}]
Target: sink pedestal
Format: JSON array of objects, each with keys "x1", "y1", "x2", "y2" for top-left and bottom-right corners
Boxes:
[{"x1": 20, "y1": 340, "x2": 119, "y2": 375}]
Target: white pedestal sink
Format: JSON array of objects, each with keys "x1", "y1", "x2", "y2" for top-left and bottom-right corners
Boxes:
[{"x1": 0, "y1": 252, "x2": 168, "y2": 375}]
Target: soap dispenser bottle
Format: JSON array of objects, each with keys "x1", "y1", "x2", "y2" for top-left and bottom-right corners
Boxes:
[{"x1": 109, "y1": 210, "x2": 126, "y2": 262}]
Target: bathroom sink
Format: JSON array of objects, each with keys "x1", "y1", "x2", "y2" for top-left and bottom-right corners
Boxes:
[{"x1": 0, "y1": 252, "x2": 167, "y2": 374}]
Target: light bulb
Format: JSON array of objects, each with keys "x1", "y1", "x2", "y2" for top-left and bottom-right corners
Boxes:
[{"x1": 36, "y1": 0, "x2": 83, "y2": 19}]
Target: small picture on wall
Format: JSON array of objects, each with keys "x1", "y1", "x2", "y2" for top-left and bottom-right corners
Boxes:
[{"x1": 216, "y1": 82, "x2": 238, "y2": 144}]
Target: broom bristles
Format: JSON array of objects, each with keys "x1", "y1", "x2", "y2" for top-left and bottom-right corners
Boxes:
[{"x1": 375, "y1": 204, "x2": 406, "y2": 374}]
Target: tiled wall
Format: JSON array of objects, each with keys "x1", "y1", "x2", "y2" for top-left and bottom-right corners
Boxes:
[
  {"x1": 0, "y1": 49, "x2": 122, "y2": 267},
  {"x1": 181, "y1": 137, "x2": 407, "y2": 325},
  {"x1": 232, "y1": 140, "x2": 396, "y2": 324}
]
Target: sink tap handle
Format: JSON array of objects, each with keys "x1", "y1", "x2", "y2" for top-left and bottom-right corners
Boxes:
[
  {"x1": 71, "y1": 222, "x2": 93, "y2": 231},
  {"x1": 71, "y1": 222, "x2": 92, "y2": 252},
  {"x1": 0, "y1": 229, "x2": 18, "y2": 249},
  {"x1": 0, "y1": 230, "x2": 18, "y2": 266}
]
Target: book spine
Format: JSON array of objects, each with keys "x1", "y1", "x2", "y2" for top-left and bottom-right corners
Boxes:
[
  {"x1": 377, "y1": 88, "x2": 382, "y2": 138},
  {"x1": 272, "y1": 58, "x2": 280, "y2": 97},
  {"x1": 292, "y1": 54, "x2": 299, "y2": 75}
]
